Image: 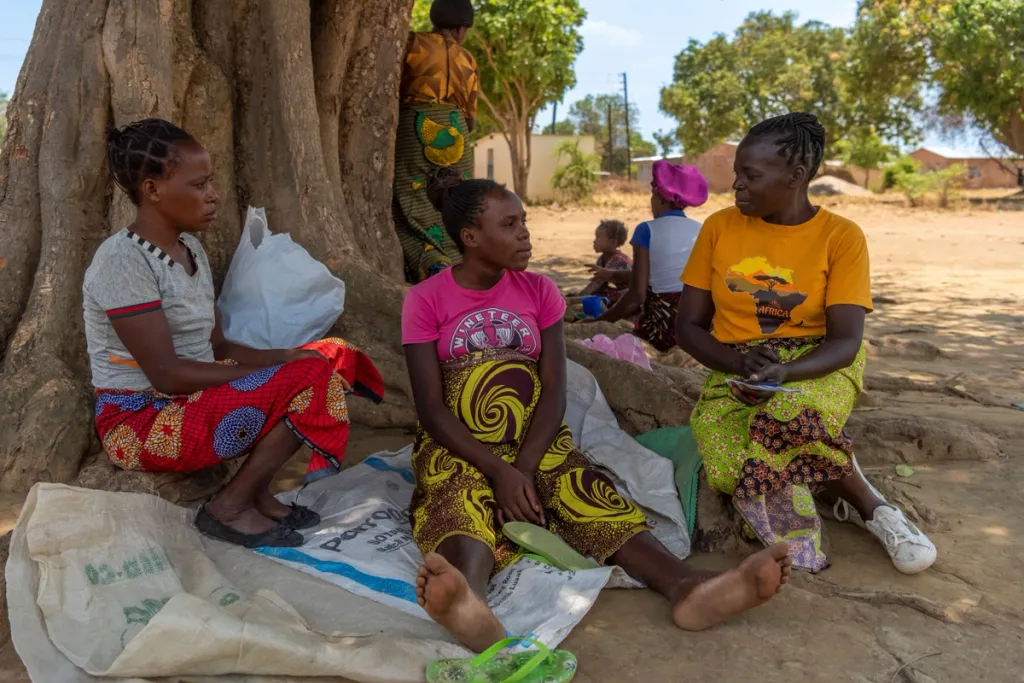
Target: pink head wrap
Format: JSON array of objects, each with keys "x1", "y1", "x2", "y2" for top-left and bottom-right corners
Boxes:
[{"x1": 652, "y1": 160, "x2": 709, "y2": 208}]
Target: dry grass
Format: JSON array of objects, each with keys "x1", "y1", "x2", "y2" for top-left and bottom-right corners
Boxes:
[{"x1": 578, "y1": 179, "x2": 1021, "y2": 214}]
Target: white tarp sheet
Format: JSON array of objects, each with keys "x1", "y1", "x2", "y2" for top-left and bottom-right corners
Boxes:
[{"x1": 6, "y1": 361, "x2": 688, "y2": 682}]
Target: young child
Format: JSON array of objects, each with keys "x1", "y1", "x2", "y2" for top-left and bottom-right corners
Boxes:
[{"x1": 580, "y1": 219, "x2": 633, "y2": 304}]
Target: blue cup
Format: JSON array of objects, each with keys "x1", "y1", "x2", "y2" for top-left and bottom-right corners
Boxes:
[{"x1": 582, "y1": 295, "x2": 606, "y2": 318}]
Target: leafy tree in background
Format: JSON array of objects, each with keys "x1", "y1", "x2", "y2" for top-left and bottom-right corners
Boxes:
[
  {"x1": 852, "y1": 0, "x2": 1024, "y2": 156},
  {"x1": 883, "y1": 156, "x2": 921, "y2": 191},
  {"x1": 835, "y1": 127, "x2": 896, "y2": 188},
  {"x1": 567, "y1": 93, "x2": 655, "y2": 175},
  {"x1": 890, "y1": 158, "x2": 935, "y2": 207},
  {"x1": 551, "y1": 139, "x2": 599, "y2": 201},
  {"x1": 541, "y1": 120, "x2": 577, "y2": 135},
  {"x1": 660, "y1": 11, "x2": 926, "y2": 158},
  {"x1": 412, "y1": 0, "x2": 586, "y2": 200},
  {"x1": 660, "y1": 12, "x2": 869, "y2": 157},
  {"x1": 653, "y1": 130, "x2": 680, "y2": 158},
  {"x1": 930, "y1": 0, "x2": 1024, "y2": 156}
]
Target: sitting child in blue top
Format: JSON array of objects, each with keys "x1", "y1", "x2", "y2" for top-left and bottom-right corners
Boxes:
[
  {"x1": 594, "y1": 161, "x2": 708, "y2": 350},
  {"x1": 579, "y1": 219, "x2": 633, "y2": 305}
]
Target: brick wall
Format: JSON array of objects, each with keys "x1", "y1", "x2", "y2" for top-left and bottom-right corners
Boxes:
[{"x1": 909, "y1": 149, "x2": 1019, "y2": 190}]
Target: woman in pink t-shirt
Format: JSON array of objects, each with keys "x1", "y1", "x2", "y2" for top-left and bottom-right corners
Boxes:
[{"x1": 401, "y1": 168, "x2": 793, "y2": 653}]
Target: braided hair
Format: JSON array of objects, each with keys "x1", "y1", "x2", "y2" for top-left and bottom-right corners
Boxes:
[
  {"x1": 746, "y1": 113, "x2": 826, "y2": 181},
  {"x1": 430, "y1": 0, "x2": 474, "y2": 30},
  {"x1": 426, "y1": 167, "x2": 503, "y2": 252},
  {"x1": 598, "y1": 219, "x2": 628, "y2": 247},
  {"x1": 105, "y1": 118, "x2": 197, "y2": 205}
]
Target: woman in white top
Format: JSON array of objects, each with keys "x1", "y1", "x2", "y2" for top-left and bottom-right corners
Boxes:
[
  {"x1": 595, "y1": 161, "x2": 708, "y2": 350},
  {"x1": 84, "y1": 118, "x2": 384, "y2": 549}
]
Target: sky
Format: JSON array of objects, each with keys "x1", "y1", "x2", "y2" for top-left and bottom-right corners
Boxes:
[{"x1": 0, "y1": 0, "x2": 984, "y2": 157}]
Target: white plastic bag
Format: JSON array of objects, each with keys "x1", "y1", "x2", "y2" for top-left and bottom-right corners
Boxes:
[{"x1": 218, "y1": 207, "x2": 346, "y2": 349}]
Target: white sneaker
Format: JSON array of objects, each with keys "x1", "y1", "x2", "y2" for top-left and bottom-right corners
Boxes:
[{"x1": 864, "y1": 505, "x2": 937, "y2": 575}]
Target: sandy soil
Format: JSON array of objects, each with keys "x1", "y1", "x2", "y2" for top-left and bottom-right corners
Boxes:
[
  {"x1": 3, "y1": 194, "x2": 1023, "y2": 682},
  {"x1": 527, "y1": 194, "x2": 1024, "y2": 683}
]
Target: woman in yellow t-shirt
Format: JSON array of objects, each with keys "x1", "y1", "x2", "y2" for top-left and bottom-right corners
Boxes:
[{"x1": 677, "y1": 113, "x2": 936, "y2": 575}]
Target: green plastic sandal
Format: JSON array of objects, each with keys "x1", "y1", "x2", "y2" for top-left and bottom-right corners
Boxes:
[
  {"x1": 502, "y1": 522, "x2": 601, "y2": 572},
  {"x1": 426, "y1": 637, "x2": 577, "y2": 683}
]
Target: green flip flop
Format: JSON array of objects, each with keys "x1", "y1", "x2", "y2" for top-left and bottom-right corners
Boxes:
[
  {"x1": 426, "y1": 637, "x2": 577, "y2": 683},
  {"x1": 502, "y1": 522, "x2": 601, "y2": 572}
]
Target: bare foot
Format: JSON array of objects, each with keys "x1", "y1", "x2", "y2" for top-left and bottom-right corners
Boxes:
[
  {"x1": 416, "y1": 552, "x2": 506, "y2": 653},
  {"x1": 672, "y1": 542, "x2": 792, "y2": 631},
  {"x1": 206, "y1": 502, "x2": 278, "y2": 534},
  {"x1": 254, "y1": 489, "x2": 293, "y2": 520}
]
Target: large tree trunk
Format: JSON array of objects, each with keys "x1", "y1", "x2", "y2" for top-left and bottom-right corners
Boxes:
[{"x1": 0, "y1": 0, "x2": 415, "y2": 494}]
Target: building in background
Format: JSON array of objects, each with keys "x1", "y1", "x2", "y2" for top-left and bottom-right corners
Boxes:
[
  {"x1": 909, "y1": 148, "x2": 1020, "y2": 190},
  {"x1": 635, "y1": 142, "x2": 740, "y2": 194},
  {"x1": 474, "y1": 134, "x2": 597, "y2": 202}
]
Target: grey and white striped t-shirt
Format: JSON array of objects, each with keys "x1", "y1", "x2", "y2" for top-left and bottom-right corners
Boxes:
[{"x1": 82, "y1": 229, "x2": 216, "y2": 391}]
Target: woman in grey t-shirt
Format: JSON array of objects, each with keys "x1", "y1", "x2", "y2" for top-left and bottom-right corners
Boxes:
[{"x1": 85, "y1": 119, "x2": 384, "y2": 549}]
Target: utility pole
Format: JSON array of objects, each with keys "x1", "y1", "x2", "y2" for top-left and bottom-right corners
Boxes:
[
  {"x1": 551, "y1": 102, "x2": 557, "y2": 135},
  {"x1": 607, "y1": 102, "x2": 614, "y2": 174},
  {"x1": 621, "y1": 72, "x2": 632, "y2": 181}
]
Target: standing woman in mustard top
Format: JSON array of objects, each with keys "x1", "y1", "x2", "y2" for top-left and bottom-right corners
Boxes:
[
  {"x1": 677, "y1": 113, "x2": 937, "y2": 575},
  {"x1": 393, "y1": 0, "x2": 480, "y2": 283}
]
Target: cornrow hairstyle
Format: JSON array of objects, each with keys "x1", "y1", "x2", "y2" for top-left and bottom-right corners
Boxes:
[
  {"x1": 105, "y1": 118, "x2": 197, "y2": 205},
  {"x1": 746, "y1": 112, "x2": 826, "y2": 181},
  {"x1": 430, "y1": 0, "x2": 474, "y2": 30},
  {"x1": 598, "y1": 219, "x2": 628, "y2": 247},
  {"x1": 426, "y1": 167, "x2": 503, "y2": 252}
]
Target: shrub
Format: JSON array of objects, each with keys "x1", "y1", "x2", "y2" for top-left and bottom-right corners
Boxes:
[
  {"x1": 552, "y1": 140, "x2": 599, "y2": 202},
  {"x1": 882, "y1": 156, "x2": 920, "y2": 191}
]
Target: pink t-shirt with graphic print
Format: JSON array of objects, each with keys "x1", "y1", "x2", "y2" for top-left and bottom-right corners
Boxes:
[{"x1": 401, "y1": 268, "x2": 567, "y2": 361}]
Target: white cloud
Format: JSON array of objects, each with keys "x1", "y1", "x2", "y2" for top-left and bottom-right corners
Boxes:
[{"x1": 580, "y1": 19, "x2": 644, "y2": 48}]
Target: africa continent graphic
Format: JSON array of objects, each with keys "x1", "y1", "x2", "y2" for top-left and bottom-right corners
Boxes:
[{"x1": 725, "y1": 257, "x2": 807, "y2": 334}]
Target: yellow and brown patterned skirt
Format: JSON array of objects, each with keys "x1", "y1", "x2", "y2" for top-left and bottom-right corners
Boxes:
[{"x1": 410, "y1": 350, "x2": 650, "y2": 573}]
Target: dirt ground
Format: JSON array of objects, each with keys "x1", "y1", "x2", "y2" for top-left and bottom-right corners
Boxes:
[
  {"x1": 525, "y1": 193, "x2": 1024, "y2": 683},
  {"x1": 3, "y1": 193, "x2": 1024, "y2": 682}
]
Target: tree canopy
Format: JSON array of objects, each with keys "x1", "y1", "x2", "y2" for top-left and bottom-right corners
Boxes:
[
  {"x1": 854, "y1": 0, "x2": 1024, "y2": 156},
  {"x1": 566, "y1": 93, "x2": 654, "y2": 174},
  {"x1": 411, "y1": 0, "x2": 586, "y2": 199},
  {"x1": 659, "y1": 12, "x2": 885, "y2": 157}
]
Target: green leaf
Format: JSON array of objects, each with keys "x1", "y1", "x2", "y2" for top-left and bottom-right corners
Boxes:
[{"x1": 895, "y1": 464, "x2": 916, "y2": 478}]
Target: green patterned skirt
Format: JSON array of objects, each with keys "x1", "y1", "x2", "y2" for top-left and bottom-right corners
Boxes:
[
  {"x1": 690, "y1": 337, "x2": 865, "y2": 571},
  {"x1": 393, "y1": 102, "x2": 473, "y2": 283}
]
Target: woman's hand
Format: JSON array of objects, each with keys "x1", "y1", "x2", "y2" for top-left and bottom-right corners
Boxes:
[
  {"x1": 741, "y1": 346, "x2": 780, "y2": 378},
  {"x1": 730, "y1": 361, "x2": 788, "y2": 406},
  {"x1": 748, "y1": 362, "x2": 788, "y2": 385},
  {"x1": 492, "y1": 463, "x2": 545, "y2": 526},
  {"x1": 729, "y1": 382, "x2": 774, "y2": 406}
]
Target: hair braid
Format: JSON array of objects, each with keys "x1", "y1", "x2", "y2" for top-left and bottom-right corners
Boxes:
[
  {"x1": 746, "y1": 112, "x2": 826, "y2": 180},
  {"x1": 105, "y1": 118, "x2": 197, "y2": 205},
  {"x1": 426, "y1": 167, "x2": 504, "y2": 252}
]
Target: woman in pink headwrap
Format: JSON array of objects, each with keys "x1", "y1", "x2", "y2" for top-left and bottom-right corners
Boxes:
[{"x1": 595, "y1": 160, "x2": 708, "y2": 350}]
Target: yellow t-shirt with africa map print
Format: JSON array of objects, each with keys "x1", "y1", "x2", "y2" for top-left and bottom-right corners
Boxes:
[{"x1": 681, "y1": 206, "x2": 873, "y2": 344}]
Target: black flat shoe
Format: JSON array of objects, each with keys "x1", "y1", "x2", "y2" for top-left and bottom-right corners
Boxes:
[
  {"x1": 195, "y1": 506, "x2": 303, "y2": 549},
  {"x1": 273, "y1": 503, "x2": 321, "y2": 530}
]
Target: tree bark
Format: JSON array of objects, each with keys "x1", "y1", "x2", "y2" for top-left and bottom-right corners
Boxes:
[{"x1": 0, "y1": 0, "x2": 414, "y2": 494}]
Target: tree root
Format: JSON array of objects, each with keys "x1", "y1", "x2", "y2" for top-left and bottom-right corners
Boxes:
[{"x1": 794, "y1": 574, "x2": 995, "y2": 627}]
